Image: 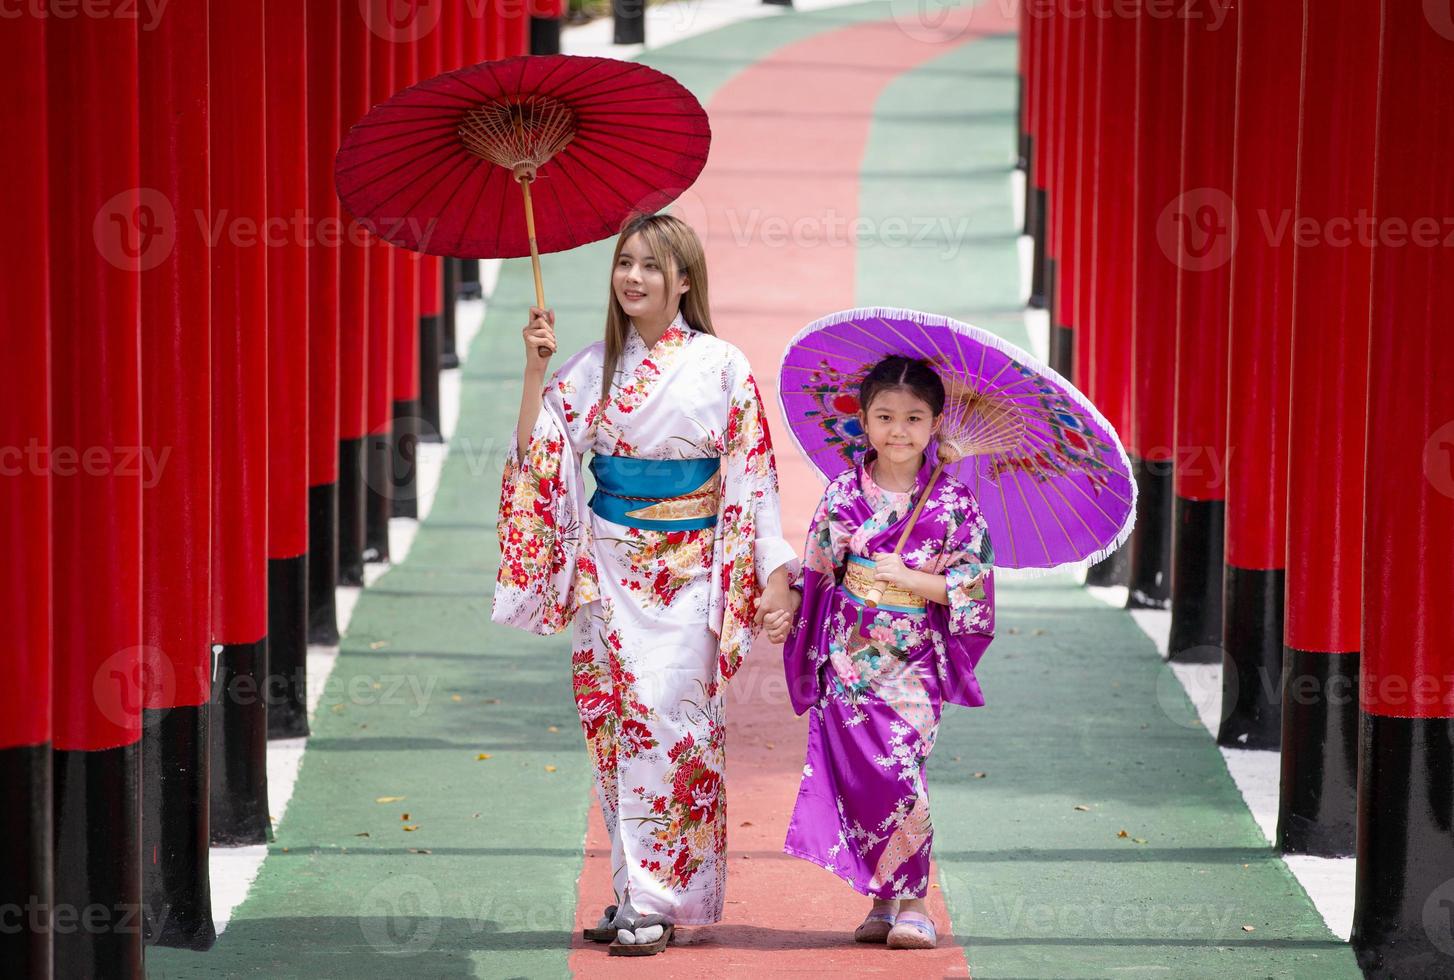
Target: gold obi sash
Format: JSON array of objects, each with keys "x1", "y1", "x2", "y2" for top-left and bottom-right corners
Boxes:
[{"x1": 841, "y1": 554, "x2": 927, "y2": 613}]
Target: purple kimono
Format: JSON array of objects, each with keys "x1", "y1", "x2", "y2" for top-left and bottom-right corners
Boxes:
[{"x1": 782, "y1": 448, "x2": 995, "y2": 899}]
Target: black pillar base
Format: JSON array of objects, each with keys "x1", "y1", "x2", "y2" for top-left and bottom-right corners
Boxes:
[
  {"x1": 1022, "y1": 138, "x2": 1035, "y2": 236},
  {"x1": 1168, "y1": 496, "x2": 1225, "y2": 663},
  {"x1": 1049, "y1": 323, "x2": 1073, "y2": 382},
  {"x1": 456, "y1": 257, "x2": 482, "y2": 301},
  {"x1": 364, "y1": 430, "x2": 392, "y2": 564},
  {"x1": 307, "y1": 481, "x2": 340, "y2": 645},
  {"x1": 209, "y1": 638, "x2": 271, "y2": 846},
  {"x1": 419, "y1": 313, "x2": 444, "y2": 444},
  {"x1": 1029, "y1": 187, "x2": 1047, "y2": 308},
  {"x1": 338, "y1": 437, "x2": 366, "y2": 587},
  {"x1": 441, "y1": 259, "x2": 460, "y2": 370},
  {"x1": 1277, "y1": 648, "x2": 1358, "y2": 857},
  {"x1": 613, "y1": 0, "x2": 644, "y2": 44},
  {"x1": 1127, "y1": 454, "x2": 1173, "y2": 610},
  {"x1": 1216, "y1": 565, "x2": 1285, "y2": 750},
  {"x1": 142, "y1": 704, "x2": 216, "y2": 949},
  {"x1": 391, "y1": 399, "x2": 420, "y2": 520},
  {"x1": 1, "y1": 742, "x2": 50, "y2": 977},
  {"x1": 53, "y1": 741, "x2": 144, "y2": 978},
  {"x1": 1085, "y1": 543, "x2": 1130, "y2": 587},
  {"x1": 1352, "y1": 713, "x2": 1454, "y2": 979},
  {"x1": 266, "y1": 555, "x2": 309, "y2": 740},
  {"x1": 530, "y1": 15, "x2": 562, "y2": 53}
]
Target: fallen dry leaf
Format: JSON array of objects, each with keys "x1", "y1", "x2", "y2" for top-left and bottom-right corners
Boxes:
[
  {"x1": 369, "y1": 640, "x2": 387, "y2": 650},
  {"x1": 354, "y1": 832, "x2": 370, "y2": 838},
  {"x1": 974, "y1": 772, "x2": 988, "y2": 779},
  {"x1": 545, "y1": 765, "x2": 558, "y2": 773},
  {"x1": 375, "y1": 796, "x2": 405, "y2": 804},
  {"x1": 1117, "y1": 830, "x2": 1129, "y2": 838},
  {"x1": 1073, "y1": 805, "x2": 1090, "y2": 812},
  {"x1": 548, "y1": 725, "x2": 560, "y2": 733},
  {"x1": 740, "y1": 821, "x2": 754, "y2": 828},
  {"x1": 1132, "y1": 837, "x2": 1148, "y2": 844},
  {"x1": 1242, "y1": 925, "x2": 1255, "y2": 933},
  {"x1": 486, "y1": 698, "x2": 500, "y2": 704},
  {"x1": 401, "y1": 813, "x2": 410, "y2": 820},
  {"x1": 765, "y1": 743, "x2": 775, "y2": 750},
  {"x1": 408, "y1": 848, "x2": 432, "y2": 855},
  {"x1": 476, "y1": 753, "x2": 492, "y2": 761},
  {"x1": 402, "y1": 825, "x2": 418, "y2": 832},
  {"x1": 450, "y1": 694, "x2": 463, "y2": 702}
]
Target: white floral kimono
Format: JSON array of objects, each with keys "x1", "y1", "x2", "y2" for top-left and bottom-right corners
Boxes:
[{"x1": 492, "y1": 313, "x2": 797, "y2": 924}]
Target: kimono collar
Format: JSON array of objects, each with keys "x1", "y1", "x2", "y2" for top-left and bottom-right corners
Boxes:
[
  {"x1": 626, "y1": 311, "x2": 690, "y2": 356},
  {"x1": 858, "y1": 444, "x2": 939, "y2": 500}
]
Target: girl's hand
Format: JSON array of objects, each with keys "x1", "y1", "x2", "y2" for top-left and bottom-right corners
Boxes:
[
  {"x1": 523, "y1": 306, "x2": 557, "y2": 371},
  {"x1": 871, "y1": 552, "x2": 916, "y2": 591},
  {"x1": 763, "y1": 590, "x2": 801, "y2": 644}
]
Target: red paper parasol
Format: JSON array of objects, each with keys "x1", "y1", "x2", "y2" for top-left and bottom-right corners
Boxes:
[{"x1": 334, "y1": 52, "x2": 711, "y2": 274}]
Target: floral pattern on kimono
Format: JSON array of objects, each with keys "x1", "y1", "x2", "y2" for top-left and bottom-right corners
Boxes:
[
  {"x1": 492, "y1": 313, "x2": 797, "y2": 925},
  {"x1": 781, "y1": 449, "x2": 994, "y2": 899}
]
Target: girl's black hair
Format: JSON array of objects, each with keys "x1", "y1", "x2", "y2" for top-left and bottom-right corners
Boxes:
[{"x1": 858, "y1": 355, "x2": 946, "y2": 417}]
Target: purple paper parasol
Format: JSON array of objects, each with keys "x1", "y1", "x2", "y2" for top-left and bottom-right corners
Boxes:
[{"x1": 778, "y1": 307, "x2": 1137, "y2": 573}]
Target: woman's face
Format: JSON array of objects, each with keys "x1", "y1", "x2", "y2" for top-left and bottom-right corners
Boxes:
[
  {"x1": 613, "y1": 232, "x2": 688, "y2": 322},
  {"x1": 861, "y1": 388, "x2": 941, "y2": 469}
]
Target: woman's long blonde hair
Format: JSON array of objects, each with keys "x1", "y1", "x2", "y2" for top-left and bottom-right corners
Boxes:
[{"x1": 599, "y1": 212, "x2": 714, "y2": 414}]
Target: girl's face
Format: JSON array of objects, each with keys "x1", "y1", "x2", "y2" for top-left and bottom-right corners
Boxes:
[
  {"x1": 861, "y1": 388, "x2": 941, "y2": 469},
  {"x1": 613, "y1": 232, "x2": 689, "y2": 322}
]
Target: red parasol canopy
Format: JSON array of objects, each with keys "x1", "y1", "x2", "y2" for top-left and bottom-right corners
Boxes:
[{"x1": 334, "y1": 54, "x2": 712, "y2": 260}]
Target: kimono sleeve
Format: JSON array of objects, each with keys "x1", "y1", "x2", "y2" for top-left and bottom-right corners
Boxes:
[
  {"x1": 941, "y1": 495, "x2": 995, "y2": 637},
  {"x1": 707, "y1": 364, "x2": 797, "y2": 682},
  {"x1": 781, "y1": 476, "x2": 851, "y2": 715},
  {"x1": 491, "y1": 348, "x2": 600, "y2": 636}
]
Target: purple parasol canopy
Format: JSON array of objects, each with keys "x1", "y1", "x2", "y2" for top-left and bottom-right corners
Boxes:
[{"x1": 778, "y1": 307, "x2": 1136, "y2": 573}]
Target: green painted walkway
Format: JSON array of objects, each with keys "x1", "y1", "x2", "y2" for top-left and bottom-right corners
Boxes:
[{"x1": 149, "y1": 4, "x2": 1359, "y2": 977}]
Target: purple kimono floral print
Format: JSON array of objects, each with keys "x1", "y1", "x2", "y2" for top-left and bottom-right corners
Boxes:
[
  {"x1": 782, "y1": 449, "x2": 994, "y2": 899},
  {"x1": 492, "y1": 313, "x2": 797, "y2": 924}
]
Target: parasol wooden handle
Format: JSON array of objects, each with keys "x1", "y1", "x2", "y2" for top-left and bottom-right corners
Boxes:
[
  {"x1": 518, "y1": 174, "x2": 554, "y2": 359},
  {"x1": 864, "y1": 460, "x2": 946, "y2": 608}
]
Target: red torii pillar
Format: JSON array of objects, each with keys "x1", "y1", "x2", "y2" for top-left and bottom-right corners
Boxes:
[
  {"x1": 209, "y1": 0, "x2": 272, "y2": 847},
  {"x1": 1351, "y1": 4, "x2": 1454, "y2": 974},
  {"x1": 1069, "y1": 5, "x2": 1098, "y2": 398},
  {"x1": 138, "y1": 0, "x2": 215, "y2": 950},
  {"x1": 417, "y1": 15, "x2": 446, "y2": 445},
  {"x1": 1046, "y1": 5, "x2": 1078, "y2": 379},
  {"x1": 438, "y1": 0, "x2": 473, "y2": 367},
  {"x1": 47, "y1": 13, "x2": 144, "y2": 976},
  {"x1": 1085, "y1": 2, "x2": 1133, "y2": 586},
  {"x1": 1277, "y1": 0, "x2": 1377, "y2": 859},
  {"x1": 363, "y1": 22, "x2": 397, "y2": 564},
  {"x1": 337, "y1": 5, "x2": 373, "y2": 587},
  {"x1": 392, "y1": 28, "x2": 423, "y2": 520},
  {"x1": 1167, "y1": 5, "x2": 1238, "y2": 663},
  {"x1": 1126, "y1": 4, "x2": 1183, "y2": 611},
  {"x1": 1217, "y1": 0, "x2": 1304, "y2": 750},
  {"x1": 0, "y1": 16, "x2": 50, "y2": 979},
  {"x1": 265, "y1": 0, "x2": 312, "y2": 740},
  {"x1": 308, "y1": 0, "x2": 344, "y2": 645},
  {"x1": 1026, "y1": 2, "x2": 1048, "y2": 307}
]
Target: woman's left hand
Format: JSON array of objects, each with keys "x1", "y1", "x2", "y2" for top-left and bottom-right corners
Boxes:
[{"x1": 871, "y1": 552, "x2": 917, "y2": 591}]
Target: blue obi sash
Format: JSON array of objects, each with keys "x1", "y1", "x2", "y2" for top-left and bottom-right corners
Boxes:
[{"x1": 588, "y1": 455, "x2": 721, "y2": 531}]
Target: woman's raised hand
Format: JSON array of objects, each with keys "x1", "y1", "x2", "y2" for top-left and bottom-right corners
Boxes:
[{"x1": 523, "y1": 306, "x2": 557, "y2": 369}]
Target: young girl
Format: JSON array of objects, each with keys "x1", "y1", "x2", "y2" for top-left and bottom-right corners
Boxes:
[
  {"x1": 764, "y1": 355, "x2": 996, "y2": 950},
  {"x1": 493, "y1": 213, "x2": 799, "y2": 955}
]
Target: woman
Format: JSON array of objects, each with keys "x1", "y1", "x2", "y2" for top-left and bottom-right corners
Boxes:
[{"x1": 492, "y1": 212, "x2": 799, "y2": 955}]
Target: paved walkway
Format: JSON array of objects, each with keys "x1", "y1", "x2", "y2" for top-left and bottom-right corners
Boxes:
[{"x1": 148, "y1": 3, "x2": 1360, "y2": 977}]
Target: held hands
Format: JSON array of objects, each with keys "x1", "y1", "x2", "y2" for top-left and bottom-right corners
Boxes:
[
  {"x1": 755, "y1": 571, "x2": 802, "y2": 645},
  {"x1": 523, "y1": 306, "x2": 557, "y2": 371}
]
